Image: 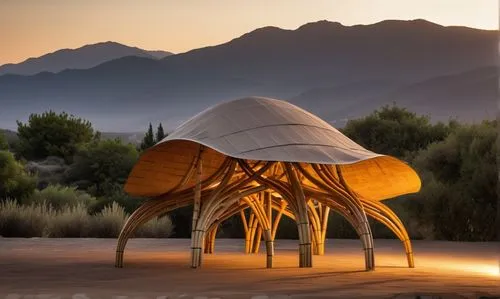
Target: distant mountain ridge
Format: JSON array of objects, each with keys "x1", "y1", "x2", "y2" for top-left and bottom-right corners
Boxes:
[
  {"x1": 0, "y1": 19, "x2": 496, "y2": 131},
  {"x1": 291, "y1": 66, "x2": 496, "y2": 126},
  {"x1": 0, "y1": 41, "x2": 173, "y2": 75}
]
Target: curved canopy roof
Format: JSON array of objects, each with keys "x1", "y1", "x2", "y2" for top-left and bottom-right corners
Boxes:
[{"x1": 125, "y1": 97, "x2": 421, "y2": 200}]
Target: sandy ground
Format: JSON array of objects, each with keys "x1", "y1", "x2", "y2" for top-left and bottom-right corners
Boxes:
[{"x1": 0, "y1": 238, "x2": 498, "y2": 299}]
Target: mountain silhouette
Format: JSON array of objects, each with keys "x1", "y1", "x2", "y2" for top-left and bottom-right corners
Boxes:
[
  {"x1": 0, "y1": 41, "x2": 173, "y2": 75},
  {"x1": 0, "y1": 20, "x2": 496, "y2": 131}
]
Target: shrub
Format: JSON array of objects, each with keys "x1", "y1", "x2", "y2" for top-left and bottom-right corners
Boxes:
[
  {"x1": 46, "y1": 203, "x2": 92, "y2": 237},
  {"x1": 90, "y1": 202, "x2": 127, "y2": 238},
  {"x1": 25, "y1": 156, "x2": 68, "y2": 188},
  {"x1": 24, "y1": 185, "x2": 95, "y2": 211},
  {"x1": 0, "y1": 196, "x2": 173, "y2": 238},
  {"x1": 65, "y1": 139, "x2": 139, "y2": 197},
  {"x1": 0, "y1": 151, "x2": 37, "y2": 201},
  {"x1": 0, "y1": 199, "x2": 54, "y2": 237},
  {"x1": 342, "y1": 105, "x2": 455, "y2": 159},
  {"x1": 0, "y1": 132, "x2": 8, "y2": 151},
  {"x1": 135, "y1": 216, "x2": 174, "y2": 238},
  {"x1": 409, "y1": 121, "x2": 497, "y2": 241},
  {"x1": 88, "y1": 189, "x2": 145, "y2": 215}
]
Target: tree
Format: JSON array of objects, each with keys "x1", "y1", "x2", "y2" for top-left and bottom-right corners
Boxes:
[
  {"x1": 65, "y1": 139, "x2": 139, "y2": 197},
  {"x1": 140, "y1": 123, "x2": 155, "y2": 151},
  {"x1": 156, "y1": 123, "x2": 166, "y2": 143},
  {"x1": 16, "y1": 111, "x2": 95, "y2": 162},
  {"x1": 409, "y1": 121, "x2": 497, "y2": 241},
  {"x1": 0, "y1": 132, "x2": 8, "y2": 151},
  {"x1": 341, "y1": 105, "x2": 455, "y2": 159},
  {"x1": 0, "y1": 150, "x2": 37, "y2": 200}
]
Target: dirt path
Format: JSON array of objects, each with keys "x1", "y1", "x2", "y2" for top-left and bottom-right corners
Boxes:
[{"x1": 0, "y1": 238, "x2": 498, "y2": 298}]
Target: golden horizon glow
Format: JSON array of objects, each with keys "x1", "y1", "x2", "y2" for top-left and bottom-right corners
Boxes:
[{"x1": 0, "y1": 0, "x2": 497, "y2": 65}]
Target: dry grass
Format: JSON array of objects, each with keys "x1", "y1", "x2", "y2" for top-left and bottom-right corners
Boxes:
[
  {"x1": 90, "y1": 202, "x2": 127, "y2": 238},
  {"x1": 0, "y1": 199, "x2": 54, "y2": 237},
  {"x1": 135, "y1": 215, "x2": 174, "y2": 238},
  {"x1": 0, "y1": 199, "x2": 173, "y2": 238},
  {"x1": 46, "y1": 203, "x2": 92, "y2": 237}
]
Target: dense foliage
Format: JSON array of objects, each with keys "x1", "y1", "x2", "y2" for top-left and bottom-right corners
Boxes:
[
  {"x1": 0, "y1": 132, "x2": 8, "y2": 151},
  {"x1": 65, "y1": 139, "x2": 139, "y2": 196},
  {"x1": 16, "y1": 111, "x2": 96, "y2": 162},
  {"x1": 408, "y1": 121, "x2": 497, "y2": 241},
  {"x1": 0, "y1": 150, "x2": 36, "y2": 200},
  {"x1": 342, "y1": 105, "x2": 456, "y2": 159},
  {"x1": 0, "y1": 106, "x2": 497, "y2": 241}
]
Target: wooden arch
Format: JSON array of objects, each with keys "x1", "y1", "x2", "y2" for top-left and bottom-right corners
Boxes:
[{"x1": 115, "y1": 147, "x2": 415, "y2": 271}]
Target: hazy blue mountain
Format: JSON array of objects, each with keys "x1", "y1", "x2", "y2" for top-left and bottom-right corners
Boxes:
[
  {"x1": 291, "y1": 66, "x2": 497, "y2": 127},
  {"x1": 0, "y1": 20, "x2": 496, "y2": 131},
  {"x1": 0, "y1": 41, "x2": 173, "y2": 75},
  {"x1": 386, "y1": 66, "x2": 497, "y2": 122},
  {"x1": 146, "y1": 50, "x2": 173, "y2": 59}
]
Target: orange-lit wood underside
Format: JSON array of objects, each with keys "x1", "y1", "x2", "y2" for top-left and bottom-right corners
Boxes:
[{"x1": 116, "y1": 142, "x2": 419, "y2": 271}]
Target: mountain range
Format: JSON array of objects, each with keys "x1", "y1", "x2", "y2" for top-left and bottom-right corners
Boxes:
[
  {"x1": 0, "y1": 19, "x2": 496, "y2": 132},
  {"x1": 0, "y1": 41, "x2": 172, "y2": 76}
]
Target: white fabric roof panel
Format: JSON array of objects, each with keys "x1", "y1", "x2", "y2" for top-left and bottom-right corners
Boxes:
[
  {"x1": 160, "y1": 97, "x2": 381, "y2": 164},
  {"x1": 125, "y1": 97, "x2": 421, "y2": 200}
]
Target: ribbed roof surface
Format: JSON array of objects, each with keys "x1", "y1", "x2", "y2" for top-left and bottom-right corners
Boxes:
[
  {"x1": 125, "y1": 97, "x2": 421, "y2": 200},
  {"x1": 161, "y1": 97, "x2": 381, "y2": 164}
]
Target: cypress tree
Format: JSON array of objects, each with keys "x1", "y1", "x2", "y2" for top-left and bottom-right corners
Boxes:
[
  {"x1": 156, "y1": 123, "x2": 166, "y2": 142},
  {"x1": 140, "y1": 123, "x2": 155, "y2": 150}
]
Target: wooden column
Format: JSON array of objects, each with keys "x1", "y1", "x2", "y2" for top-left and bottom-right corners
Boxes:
[
  {"x1": 308, "y1": 200, "x2": 329, "y2": 255},
  {"x1": 284, "y1": 163, "x2": 312, "y2": 268},
  {"x1": 243, "y1": 194, "x2": 275, "y2": 268},
  {"x1": 190, "y1": 152, "x2": 203, "y2": 268},
  {"x1": 204, "y1": 225, "x2": 217, "y2": 254},
  {"x1": 294, "y1": 163, "x2": 375, "y2": 271}
]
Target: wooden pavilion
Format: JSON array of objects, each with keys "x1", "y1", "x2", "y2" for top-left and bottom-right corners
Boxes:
[{"x1": 115, "y1": 97, "x2": 421, "y2": 271}]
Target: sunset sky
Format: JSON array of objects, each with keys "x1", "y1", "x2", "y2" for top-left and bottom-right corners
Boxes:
[{"x1": 0, "y1": 0, "x2": 497, "y2": 65}]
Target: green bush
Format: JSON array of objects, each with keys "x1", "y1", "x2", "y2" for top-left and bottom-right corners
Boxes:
[
  {"x1": 0, "y1": 132, "x2": 8, "y2": 151},
  {"x1": 24, "y1": 185, "x2": 95, "y2": 211},
  {"x1": 0, "y1": 151, "x2": 37, "y2": 201},
  {"x1": 409, "y1": 121, "x2": 497, "y2": 241},
  {"x1": 88, "y1": 189, "x2": 144, "y2": 215},
  {"x1": 342, "y1": 104, "x2": 456, "y2": 159},
  {"x1": 65, "y1": 139, "x2": 139, "y2": 197},
  {"x1": 0, "y1": 200, "x2": 54, "y2": 237},
  {"x1": 16, "y1": 111, "x2": 96, "y2": 162}
]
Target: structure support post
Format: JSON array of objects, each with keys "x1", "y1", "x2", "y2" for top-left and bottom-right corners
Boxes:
[
  {"x1": 204, "y1": 225, "x2": 217, "y2": 254},
  {"x1": 284, "y1": 163, "x2": 312, "y2": 268},
  {"x1": 243, "y1": 193, "x2": 275, "y2": 268},
  {"x1": 362, "y1": 199, "x2": 415, "y2": 268},
  {"x1": 190, "y1": 150, "x2": 203, "y2": 268},
  {"x1": 307, "y1": 200, "x2": 329, "y2": 255}
]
